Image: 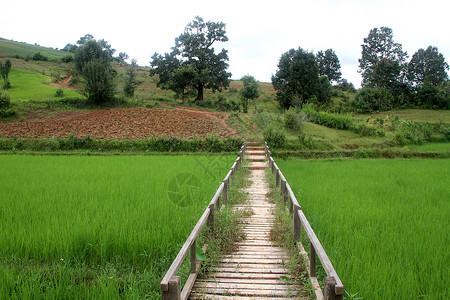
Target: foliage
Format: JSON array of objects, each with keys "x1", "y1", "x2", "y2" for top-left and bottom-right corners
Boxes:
[
  {"x1": 54, "y1": 88, "x2": 64, "y2": 98},
  {"x1": 353, "y1": 86, "x2": 395, "y2": 112},
  {"x1": 74, "y1": 39, "x2": 116, "y2": 103},
  {"x1": 150, "y1": 16, "x2": 231, "y2": 101},
  {"x1": 283, "y1": 107, "x2": 305, "y2": 131},
  {"x1": 358, "y1": 27, "x2": 408, "y2": 92},
  {"x1": 123, "y1": 59, "x2": 142, "y2": 97},
  {"x1": 407, "y1": 46, "x2": 449, "y2": 87},
  {"x1": 263, "y1": 126, "x2": 286, "y2": 149},
  {"x1": 239, "y1": 75, "x2": 260, "y2": 113},
  {"x1": 414, "y1": 80, "x2": 450, "y2": 109},
  {"x1": 0, "y1": 136, "x2": 244, "y2": 153},
  {"x1": 316, "y1": 48, "x2": 342, "y2": 83},
  {"x1": 32, "y1": 52, "x2": 48, "y2": 61},
  {"x1": 0, "y1": 89, "x2": 11, "y2": 109},
  {"x1": 0, "y1": 59, "x2": 12, "y2": 89},
  {"x1": 272, "y1": 47, "x2": 320, "y2": 109}
]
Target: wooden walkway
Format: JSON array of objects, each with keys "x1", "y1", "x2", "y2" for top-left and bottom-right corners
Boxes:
[{"x1": 190, "y1": 145, "x2": 306, "y2": 299}]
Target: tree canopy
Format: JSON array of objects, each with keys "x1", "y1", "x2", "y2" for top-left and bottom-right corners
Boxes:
[
  {"x1": 239, "y1": 75, "x2": 260, "y2": 113},
  {"x1": 272, "y1": 47, "x2": 320, "y2": 109},
  {"x1": 150, "y1": 16, "x2": 231, "y2": 101},
  {"x1": 316, "y1": 49, "x2": 342, "y2": 83},
  {"x1": 358, "y1": 27, "x2": 408, "y2": 91},
  {"x1": 74, "y1": 39, "x2": 116, "y2": 103},
  {"x1": 408, "y1": 46, "x2": 449, "y2": 86}
]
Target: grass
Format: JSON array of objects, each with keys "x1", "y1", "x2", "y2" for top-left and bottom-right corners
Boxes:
[
  {"x1": 405, "y1": 142, "x2": 450, "y2": 152},
  {"x1": 277, "y1": 159, "x2": 450, "y2": 299},
  {"x1": 0, "y1": 38, "x2": 71, "y2": 60},
  {"x1": 0, "y1": 154, "x2": 235, "y2": 298},
  {"x1": 6, "y1": 68, "x2": 82, "y2": 102},
  {"x1": 354, "y1": 109, "x2": 450, "y2": 124}
]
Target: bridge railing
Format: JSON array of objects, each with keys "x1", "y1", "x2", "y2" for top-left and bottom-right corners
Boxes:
[
  {"x1": 160, "y1": 142, "x2": 247, "y2": 300},
  {"x1": 264, "y1": 142, "x2": 344, "y2": 300}
]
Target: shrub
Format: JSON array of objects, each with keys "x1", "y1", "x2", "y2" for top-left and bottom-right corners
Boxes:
[
  {"x1": 0, "y1": 90, "x2": 11, "y2": 109},
  {"x1": 32, "y1": 52, "x2": 48, "y2": 61},
  {"x1": 353, "y1": 87, "x2": 394, "y2": 112},
  {"x1": 284, "y1": 108, "x2": 304, "y2": 131},
  {"x1": 263, "y1": 126, "x2": 286, "y2": 149},
  {"x1": 55, "y1": 88, "x2": 65, "y2": 98}
]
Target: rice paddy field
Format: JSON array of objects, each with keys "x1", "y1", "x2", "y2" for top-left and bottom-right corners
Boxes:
[
  {"x1": 277, "y1": 159, "x2": 449, "y2": 299},
  {"x1": 0, "y1": 154, "x2": 235, "y2": 299}
]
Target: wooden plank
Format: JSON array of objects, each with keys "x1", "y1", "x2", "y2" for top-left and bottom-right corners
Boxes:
[
  {"x1": 219, "y1": 258, "x2": 285, "y2": 264},
  {"x1": 189, "y1": 287, "x2": 300, "y2": 297},
  {"x1": 211, "y1": 267, "x2": 287, "y2": 274},
  {"x1": 196, "y1": 278, "x2": 289, "y2": 285},
  {"x1": 222, "y1": 254, "x2": 288, "y2": 259},
  {"x1": 199, "y1": 272, "x2": 286, "y2": 280},
  {"x1": 193, "y1": 281, "x2": 298, "y2": 291},
  {"x1": 190, "y1": 293, "x2": 299, "y2": 300}
]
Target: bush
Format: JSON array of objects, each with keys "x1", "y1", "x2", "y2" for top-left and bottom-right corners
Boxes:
[
  {"x1": 283, "y1": 108, "x2": 304, "y2": 131},
  {"x1": 263, "y1": 126, "x2": 286, "y2": 149},
  {"x1": 353, "y1": 87, "x2": 394, "y2": 113},
  {"x1": 0, "y1": 90, "x2": 11, "y2": 109},
  {"x1": 32, "y1": 52, "x2": 48, "y2": 61},
  {"x1": 55, "y1": 88, "x2": 65, "y2": 98}
]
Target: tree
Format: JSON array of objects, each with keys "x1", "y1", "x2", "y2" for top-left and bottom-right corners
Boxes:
[
  {"x1": 271, "y1": 47, "x2": 320, "y2": 109},
  {"x1": 358, "y1": 27, "x2": 408, "y2": 91},
  {"x1": 316, "y1": 49, "x2": 342, "y2": 83},
  {"x1": 150, "y1": 16, "x2": 231, "y2": 101},
  {"x1": 74, "y1": 39, "x2": 116, "y2": 103},
  {"x1": 0, "y1": 59, "x2": 12, "y2": 89},
  {"x1": 408, "y1": 46, "x2": 449, "y2": 87},
  {"x1": 117, "y1": 52, "x2": 130, "y2": 64},
  {"x1": 123, "y1": 59, "x2": 142, "y2": 97},
  {"x1": 239, "y1": 75, "x2": 260, "y2": 113}
]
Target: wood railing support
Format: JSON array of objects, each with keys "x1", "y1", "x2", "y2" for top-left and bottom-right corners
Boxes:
[
  {"x1": 324, "y1": 276, "x2": 342, "y2": 300},
  {"x1": 222, "y1": 179, "x2": 228, "y2": 205},
  {"x1": 208, "y1": 203, "x2": 215, "y2": 230},
  {"x1": 162, "y1": 276, "x2": 181, "y2": 300},
  {"x1": 293, "y1": 204, "x2": 301, "y2": 242},
  {"x1": 190, "y1": 240, "x2": 196, "y2": 273},
  {"x1": 310, "y1": 243, "x2": 316, "y2": 277}
]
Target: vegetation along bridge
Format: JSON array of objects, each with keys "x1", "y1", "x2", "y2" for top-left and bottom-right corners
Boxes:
[{"x1": 160, "y1": 142, "x2": 344, "y2": 300}]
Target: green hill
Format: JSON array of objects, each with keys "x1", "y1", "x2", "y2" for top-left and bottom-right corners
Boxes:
[{"x1": 0, "y1": 38, "x2": 71, "y2": 60}]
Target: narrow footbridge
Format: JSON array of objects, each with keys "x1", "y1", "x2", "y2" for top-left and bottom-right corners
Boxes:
[{"x1": 161, "y1": 142, "x2": 344, "y2": 300}]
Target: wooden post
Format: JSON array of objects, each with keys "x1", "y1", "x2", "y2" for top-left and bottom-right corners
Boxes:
[
  {"x1": 310, "y1": 243, "x2": 316, "y2": 277},
  {"x1": 293, "y1": 204, "x2": 300, "y2": 242},
  {"x1": 208, "y1": 203, "x2": 215, "y2": 230},
  {"x1": 190, "y1": 240, "x2": 196, "y2": 273},
  {"x1": 289, "y1": 197, "x2": 293, "y2": 214},
  {"x1": 281, "y1": 179, "x2": 286, "y2": 203},
  {"x1": 222, "y1": 179, "x2": 228, "y2": 205},
  {"x1": 275, "y1": 169, "x2": 280, "y2": 187},
  {"x1": 324, "y1": 276, "x2": 342, "y2": 300},
  {"x1": 162, "y1": 276, "x2": 181, "y2": 300}
]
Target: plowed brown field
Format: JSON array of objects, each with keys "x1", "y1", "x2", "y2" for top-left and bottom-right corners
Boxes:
[{"x1": 0, "y1": 108, "x2": 236, "y2": 139}]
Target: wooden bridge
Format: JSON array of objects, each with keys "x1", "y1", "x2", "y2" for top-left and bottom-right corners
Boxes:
[{"x1": 161, "y1": 142, "x2": 344, "y2": 300}]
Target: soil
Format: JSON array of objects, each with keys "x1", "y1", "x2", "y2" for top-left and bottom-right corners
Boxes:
[{"x1": 0, "y1": 108, "x2": 238, "y2": 140}]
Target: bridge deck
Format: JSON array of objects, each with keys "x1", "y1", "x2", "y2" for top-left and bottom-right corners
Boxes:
[{"x1": 190, "y1": 146, "x2": 307, "y2": 299}]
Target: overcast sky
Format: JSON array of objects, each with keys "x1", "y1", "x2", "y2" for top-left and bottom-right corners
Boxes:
[{"x1": 3, "y1": 0, "x2": 449, "y2": 87}]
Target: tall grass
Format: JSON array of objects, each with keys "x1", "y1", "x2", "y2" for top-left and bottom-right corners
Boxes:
[
  {"x1": 277, "y1": 159, "x2": 449, "y2": 299},
  {"x1": 0, "y1": 154, "x2": 235, "y2": 298}
]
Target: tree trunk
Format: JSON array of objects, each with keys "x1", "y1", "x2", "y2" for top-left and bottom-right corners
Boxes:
[{"x1": 196, "y1": 84, "x2": 204, "y2": 101}]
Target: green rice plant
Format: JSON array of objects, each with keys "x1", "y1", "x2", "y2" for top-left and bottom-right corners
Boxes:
[
  {"x1": 0, "y1": 154, "x2": 236, "y2": 298},
  {"x1": 277, "y1": 159, "x2": 450, "y2": 299}
]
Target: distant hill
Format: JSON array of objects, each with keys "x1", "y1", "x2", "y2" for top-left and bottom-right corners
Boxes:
[{"x1": 0, "y1": 37, "x2": 71, "y2": 60}]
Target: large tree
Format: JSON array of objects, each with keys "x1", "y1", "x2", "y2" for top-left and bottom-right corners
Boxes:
[
  {"x1": 272, "y1": 47, "x2": 320, "y2": 109},
  {"x1": 407, "y1": 46, "x2": 449, "y2": 87},
  {"x1": 74, "y1": 39, "x2": 116, "y2": 103},
  {"x1": 358, "y1": 27, "x2": 408, "y2": 91},
  {"x1": 150, "y1": 16, "x2": 231, "y2": 101},
  {"x1": 316, "y1": 49, "x2": 342, "y2": 83}
]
